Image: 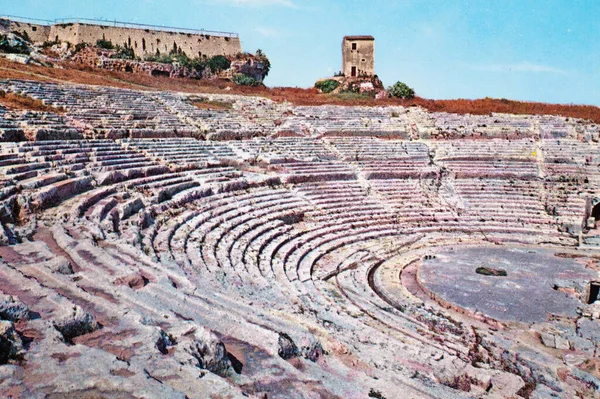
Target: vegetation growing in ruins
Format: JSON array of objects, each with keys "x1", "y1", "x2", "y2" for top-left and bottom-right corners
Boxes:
[
  {"x1": 144, "y1": 53, "x2": 175, "y2": 64},
  {"x1": 255, "y1": 49, "x2": 271, "y2": 77},
  {"x1": 0, "y1": 90, "x2": 64, "y2": 113},
  {"x1": 42, "y1": 39, "x2": 61, "y2": 49},
  {"x1": 314, "y1": 79, "x2": 340, "y2": 94},
  {"x1": 111, "y1": 46, "x2": 137, "y2": 60},
  {"x1": 333, "y1": 91, "x2": 371, "y2": 101},
  {"x1": 368, "y1": 389, "x2": 387, "y2": 399},
  {"x1": 475, "y1": 266, "x2": 508, "y2": 277},
  {"x1": 0, "y1": 34, "x2": 31, "y2": 55},
  {"x1": 233, "y1": 74, "x2": 260, "y2": 86},
  {"x1": 74, "y1": 43, "x2": 88, "y2": 53},
  {"x1": 1, "y1": 56, "x2": 599, "y2": 124},
  {"x1": 188, "y1": 96, "x2": 233, "y2": 110},
  {"x1": 207, "y1": 55, "x2": 231, "y2": 73},
  {"x1": 388, "y1": 81, "x2": 415, "y2": 99},
  {"x1": 96, "y1": 38, "x2": 114, "y2": 50},
  {"x1": 143, "y1": 52, "x2": 230, "y2": 75}
]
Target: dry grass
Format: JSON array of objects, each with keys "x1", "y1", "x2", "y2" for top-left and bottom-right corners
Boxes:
[
  {"x1": 403, "y1": 97, "x2": 600, "y2": 123},
  {"x1": 0, "y1": 58, "x2": 599, "y2": 123},
  {"x1": 189, "y1": 97, "x2": 233, "y2": 111},
  {"x1": 0, "y1": 90, "x2": 64, "y2": 113}
]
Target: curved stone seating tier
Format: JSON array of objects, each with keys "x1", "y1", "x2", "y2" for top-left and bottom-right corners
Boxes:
[
  {"x1": 275, "y1": 161, "x2": 357, "y2": 183},
  {"x1": 227, "y1": 137, "x2": 337, "y2": 163},
  {"x1": 541, "y1": 140, "x2": 600, "y2": 182},
  {"x1": 433, "y1": 139, "x2": 536, "y2": 159},
  {"x1": 439, "y1": 159, "x2": 540, "y2": 179},
  {"x1": 119, "y1": 138, "x2": 239, "y2": 167},
  {"x1": 326, "y1": 137, "x2": 431, "y2": 161},
  {"x1": 368, "y1": 179, "x2": 449, "y2": 213},
  {"x1": 358, "y1": 161, "x2": 439, "y2": 179},
  {"x1": 543, "y1": 181, "x2": 590, "y2": 219},
  {"x1": 431, "y1": 114, "x2": 536, "y2": 139},
  {"x1": 1, "y1": 79, "x2": 592, "y2": 142},
  {"x1": 452, "y1": 178, "x2": 553, "y2": 222},
  {"x1": 0, "y1": 79, "x2": 598, "y2": 398}
]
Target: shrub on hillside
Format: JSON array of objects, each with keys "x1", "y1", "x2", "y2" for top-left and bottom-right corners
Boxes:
[
  {"x1": 388, "y1": 81, "x2": 415, "y2": 99},
  {"x1": 255, "y1": 49, "x2": 271, "y2": 77},
  {"x1": 111, "y1": 46, "x2": 136, "y2": 60},
  {"x1": 0, "y1": 34, "x2": 31, "y2": 55},
  {"x1": 207, "y1": 55, "x2": 231, "y2": 73},
  {"x1": 315, "y1": 79, "x2": 340, "y2": 94},
  {"x1": 96, "y1": 38, "x2": 114, "y2": 50},
  {"x1": 144, "y1": 53, "x2": 175, "y2": 64},
  {"x1": 74, "y1": 43, "x2": 88, "y2": 53},
  {"x1": 233, "y1": 74, "x2": 260, "y2": 86},
  {"x1": 190, "y1": 57, "x2": 207, "y2": 73}
]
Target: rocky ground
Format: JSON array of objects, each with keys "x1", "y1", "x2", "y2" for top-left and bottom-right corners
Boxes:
[{"x1": 0, "y1": 79, "x2": 597, "y2": 398}]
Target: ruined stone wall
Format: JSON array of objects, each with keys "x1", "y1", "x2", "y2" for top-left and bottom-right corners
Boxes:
[
  {"x1": 342, "y1": 37, "x2": 375, "y2": 77},
  {"x1": 49, "y1": 23, "x2": 241, "y2": 58},
  {"x1": 1, "y1": 19, "x2": 52, "y2": 44}
]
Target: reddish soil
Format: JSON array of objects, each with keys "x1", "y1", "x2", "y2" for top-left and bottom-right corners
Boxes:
[
  {"x1": 0, "y1": 91, "x2": 63, "y2": 113},
  {"x1": 1, "y1": 57, "x2": 599, "y2": 122}
]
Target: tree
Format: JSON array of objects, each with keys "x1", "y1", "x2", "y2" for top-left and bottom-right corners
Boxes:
[
  {"x1": 255, "y1": 49, "x2": 271, "y2": 77},
  {"x1": 388, "y1": 81, "x2": 415, "y2": 99},
  {"x1": 207, "y1": 55, "x2": 231, "y2": 73}
]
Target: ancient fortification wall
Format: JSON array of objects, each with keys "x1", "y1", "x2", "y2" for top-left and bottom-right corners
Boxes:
[
  {"x1": 2, "y1": 17, "x2": 242, "y2": 58},
  {"x1": 1, "y1": 19, "x2": 51, "y2": 43},
  {"x1": 50, "y1": 23, "x2": 241, "y2": 58}
]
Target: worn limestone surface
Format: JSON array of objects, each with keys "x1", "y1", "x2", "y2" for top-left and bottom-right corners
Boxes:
[
  {"x1": 419, "y1": 246, "x2": 596, "y2": 322},
  {"x1": 0, "y1": 79, "x2": 597, "y2": 398}
]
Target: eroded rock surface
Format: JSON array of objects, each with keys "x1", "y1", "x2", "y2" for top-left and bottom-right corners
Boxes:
[{"x1": 0, "y1": 79, "x2": 597, "y2": 398}]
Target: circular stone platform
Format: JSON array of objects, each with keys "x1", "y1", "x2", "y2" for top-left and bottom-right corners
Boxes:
[{"x1": 418, "y1": 246, "x2": 596, "y2": 323}]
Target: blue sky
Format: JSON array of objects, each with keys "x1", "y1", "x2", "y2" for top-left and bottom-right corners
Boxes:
[{"x1": 3, "y1": 0, "x2": 599, "y2": 105}]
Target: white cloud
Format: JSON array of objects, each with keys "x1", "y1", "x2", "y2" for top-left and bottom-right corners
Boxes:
[
  {"x1": 467, "y1": 61, "x2": 567, "y2": 75},
  {"x1": 210, "y1": 0, "x2": 296, "y2": 7}
]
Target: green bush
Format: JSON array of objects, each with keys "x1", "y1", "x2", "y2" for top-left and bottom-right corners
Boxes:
[
  {"x1": 171, "y1": 53, "x2": 191, "y2": 68},
  {"x1": 0, "y1": 34, "x2": 31, "y2": 55},
  {"x1": 96, "y1": 38, "x2": 114, "y2": 50},
  {"x1": 233, "y1": 74, "x2": 260, "y2": 86},
  {"x1": 314, "y1": 79, "x2": 340, "y2": 94},
  {"x1": 190, "y1": 57, "x2": 207, "y2": 73},
  {"x1": 334, "y1": 91, "x2": 371, "y2": 101},
  {"x1": 388, "y1": 81, "x2": 415, "y2": 99},
  {"x1": 255, "y1": 49, "x2": 271, "y2": 77},
  {"x1": 74, "y1": 42, "x2": 88, "y2": 53},
  {"x1": 111, "y1": 46, "x2": 136, "y2": 60},
  {"x1": 144, "y1": 53, "x2": 175, "y2": 64},
  {"x1": 207, "y1": 55, "x2": 231, "y2": 73}
]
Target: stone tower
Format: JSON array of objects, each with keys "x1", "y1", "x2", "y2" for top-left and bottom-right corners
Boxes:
[{"x1": 342, "y1": 36, "x2": 375, "y2": 77}]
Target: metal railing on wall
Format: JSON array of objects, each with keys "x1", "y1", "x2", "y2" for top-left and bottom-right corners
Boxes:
[
  {"x1": 0, "y1": 15, "x2": 54, "y2": 25},
  {"x1": 0, "y1": 15, "x2": 239, "y2": 38}
]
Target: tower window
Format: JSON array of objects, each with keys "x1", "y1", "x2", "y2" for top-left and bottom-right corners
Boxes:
[{"x1": 352, "y1": 43, "x2": 357, "y2": 50}]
